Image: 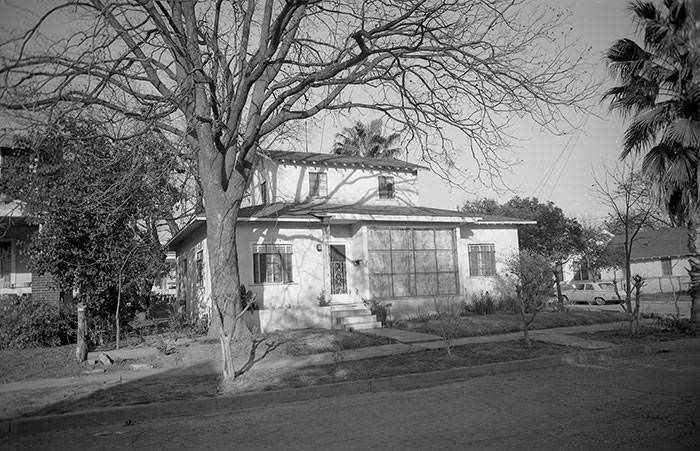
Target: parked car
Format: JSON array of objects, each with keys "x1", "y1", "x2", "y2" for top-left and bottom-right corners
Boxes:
[{"x1": 559, "y1": 281, "x2": 620, "y2": 305}]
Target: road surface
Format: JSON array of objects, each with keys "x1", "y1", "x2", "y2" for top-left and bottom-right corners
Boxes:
[{"x1": 5, "y1": 349, "x2": 700, "y2": 450}]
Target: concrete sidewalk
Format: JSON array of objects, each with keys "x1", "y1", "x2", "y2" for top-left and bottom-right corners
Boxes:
[{"x1": 0, "y1": 321, "x2": 629, "y2": 396}]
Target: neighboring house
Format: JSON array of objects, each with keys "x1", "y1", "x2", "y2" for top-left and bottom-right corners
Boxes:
[
  {"x1": 600, "y1": 227, "x2": 692, "y2": 294},
  {"x1": 0, "y1": 147, "x2": 61, "y2": 304},
  {"x1": 168, "y1": 151, "x2": 534, "y2": 332}
]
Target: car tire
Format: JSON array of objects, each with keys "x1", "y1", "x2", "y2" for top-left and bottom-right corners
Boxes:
[{"x1": 594, "y1": 297, "x2": 606, "y2": 305}]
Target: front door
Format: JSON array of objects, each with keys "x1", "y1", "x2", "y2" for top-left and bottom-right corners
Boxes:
[{"x1": 330, "y1": 245, "x2": 347, "y2": 295}]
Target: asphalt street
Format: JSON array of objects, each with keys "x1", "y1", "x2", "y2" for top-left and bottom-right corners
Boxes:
[{"x1": 4, "y1": 349, "x2": 700, "y2": 451}]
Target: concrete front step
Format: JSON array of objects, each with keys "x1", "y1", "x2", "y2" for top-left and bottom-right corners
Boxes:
[
  {"x1": 330, "y1": 302, "x2": 380, "y2": 330},
  {"x1": 341, "y1": 315, "x2": 378, "y2": 325},
  {"x1": 345, "y1": 321, "x2": 382, "y2": 331}
]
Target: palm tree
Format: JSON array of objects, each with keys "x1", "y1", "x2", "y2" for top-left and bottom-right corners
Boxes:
[
  {"x1": 332, "y1": 119, "x2": 402, "y2": 159},
  {"x1": 604, "y1": 0, "x2": 700, "y2": 326}
]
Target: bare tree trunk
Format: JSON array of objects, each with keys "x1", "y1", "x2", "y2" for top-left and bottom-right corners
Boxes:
[
  {"x1": 116, "y1": 276, "x2": 121, "y2": 350},
  {"x1": 688, "y1": 214, "x2": 700, "y2": 329},
  {"x1": 518, "y1": 298, "x2": 532, "y2": 349},
  {"x1": 553, "y1": 265, "x2": 564, "y2": 309},
  {"x1": 76, "y1": 303, "x2": 87, "y2": 363},
  {"x1": 197, "y1": 137, "x2": 251, "y2": 380}
]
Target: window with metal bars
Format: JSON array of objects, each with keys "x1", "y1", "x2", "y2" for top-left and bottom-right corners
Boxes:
[
  {"x1": 378, "y1": 176, "x2": 394, "y2": 199},
  {"x1": 253, "y1": 244, "x2": 293, "y2": 284},
  {"x1": 468, "y1": 244, "x2": 496, "y2": 277},
  {"x1": 309, "y1": 172, "x2": 327, "y2": 197}
]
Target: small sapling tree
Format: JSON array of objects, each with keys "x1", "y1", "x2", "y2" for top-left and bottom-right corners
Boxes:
[{"x1": 507, "y1": 250, "x2": 553, "y2": 348}]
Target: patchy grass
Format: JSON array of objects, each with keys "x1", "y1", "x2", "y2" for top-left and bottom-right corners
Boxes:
[
  {"x1": 0, "y1": 345, "x2": 86, "y2": 383},
  {"x1": 401, "y1": 311, "x2": 627, "y2": 338},
  {"x1": 271, "y1": 329, "x2": 395, "y2": 356},
  {"x1": 571, "y1": 325, "x2": 695, "y2": 345},
  {"x1": 256, "y1": 340, "x2": 571, "y2": 391}
]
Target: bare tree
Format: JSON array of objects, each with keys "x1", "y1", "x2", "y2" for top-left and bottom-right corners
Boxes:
[
  {"x1": 0, "y1": 0, "x2": 595, "y2": 380},
  {"x1": 506, "y1": 250, "x2": 552, "y2": 349},
  {"x1": 592, "y1": 161, "x2": 658, "y2": 335}
]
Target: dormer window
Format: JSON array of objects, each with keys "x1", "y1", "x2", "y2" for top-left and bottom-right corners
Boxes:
[
  {"x1": 309, "y1": 172, "x2": 327, "y2": 198},
  {"x1": 378, "y1": 176, "x2": 394, "y2": 199}
]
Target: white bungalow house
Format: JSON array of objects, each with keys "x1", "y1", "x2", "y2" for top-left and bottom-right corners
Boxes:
[
  {"x1": 167, "y1": 151, "x2": 534, "y2": 332},
  {"x1": 600, "y1": 227, "x2": 692, "y2": 294}
]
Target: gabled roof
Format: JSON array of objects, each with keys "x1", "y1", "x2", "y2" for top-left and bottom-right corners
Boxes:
[
  {"x1": 262, "y1": 150, "x2": 427, "y2": 173},
  {"x1": 609, "y1": 227, "x2": 692, "y2": 261},
  {"x1": 167, "y1": 202, "x2": 535, "y2": 250}
]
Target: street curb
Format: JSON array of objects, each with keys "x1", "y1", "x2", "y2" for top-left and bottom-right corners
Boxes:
[{"x1": 2, "y1": 337, "x2": 698, "y2": 437}]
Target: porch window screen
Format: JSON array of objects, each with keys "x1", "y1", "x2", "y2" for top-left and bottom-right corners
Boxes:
[
  {"x1": 468, "y1": 244, "x2": 496, "y2": 277},
  {"x1": 367, "y1": 228, "x2": 458, "y2": 298},
  {"x1": 253, "y1": 244, "x2": 293, "y2": 283}
]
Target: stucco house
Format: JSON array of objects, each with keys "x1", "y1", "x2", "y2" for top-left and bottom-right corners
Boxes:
[
  {"x1": 168, "y1": 151, "x2": 533, "y2": 332},
  {"x1": 600, "y1": 227, "x2": 692, "y2": 294}
]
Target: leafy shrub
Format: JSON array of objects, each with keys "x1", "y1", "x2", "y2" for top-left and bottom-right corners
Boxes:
[
  {"x1": 366, "y1": 299, "x2": 390, "y2": 325},
  {"x1": 470, "y1": 292, "x2": 496, "y2": 315},
  {"x1": 652, "y1": 314, "x2": 696, "y2": 336},
  {"x1": 317, "y1": 290, "x2": 331, "y2": 307},
  {"x1": 0, "y1": 295, "x2": 74, "y2": 349},
  {"x1": 494, "y1": 295, "x2": 518, "y2": 313}
]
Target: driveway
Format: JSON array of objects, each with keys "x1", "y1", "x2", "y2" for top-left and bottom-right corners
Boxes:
[{"x1": 6, "y1": 346, "x2": 700, "y2": 450}]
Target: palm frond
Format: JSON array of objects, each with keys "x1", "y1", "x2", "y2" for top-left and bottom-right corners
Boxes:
[
  {"x1": 665, "y1": 118, "x2": 700, "y2": 147},
  {"x1": 630, "y1": 0, "x2": 659, "y2": 22},
  {"x1": 621, "y1": 102, "x2": 676, "y2": 156}
]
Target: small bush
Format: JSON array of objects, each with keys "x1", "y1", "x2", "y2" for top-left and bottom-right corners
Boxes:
[
  {"x1": 495, "y1": 295, "x2": 518, "y2": 313},
  {"x1": 366, "y1": 299, "x2": 389, "y2": 325},
  {"x1": 470, "y1": 292, "x2": 496, "y2": 315},
  {"x1": 652, "y1": 314, "x2": 696, "y2": 336},
  {"x1": 0, "y1": 295, "x2": 74, "y2": 349},
  {"x1": 317, "y1": 290, "x2": 331, "y2": 307}
]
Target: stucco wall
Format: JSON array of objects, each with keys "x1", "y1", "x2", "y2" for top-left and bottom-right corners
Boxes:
[
  {"x1": 459, "y1": 225, "x2": 520, "y2": 298},
  {"x1": 175, "y1": 224, "x2": 211, "y2": 318},
  {"x1": 174, "y1": 220, "x2": 523, "y2": 325},
  {"x1": 244, "y1": 159, "x2": 419, "y2": 206},
  {"x1": 600, "y1": 257, "x2": 690, "y2": 293}
]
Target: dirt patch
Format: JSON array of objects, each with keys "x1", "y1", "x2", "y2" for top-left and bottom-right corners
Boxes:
[
  {"x1": 402, "y1": 311, "x2": 627, "y2": 338},
  {"x1": 571, "y1": 325, "x2": 695, "y2": 345},
  {"x1": 227, "y1": 340, "x2": 571, "y2": 393},
  {"x1": 272, "y1": 329, "x2": 394, "y2": 356}
]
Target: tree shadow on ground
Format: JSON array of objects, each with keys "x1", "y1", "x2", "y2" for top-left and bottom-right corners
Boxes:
[{"x1": 27, "y1": 361, "x2": 221, "y2": 417}]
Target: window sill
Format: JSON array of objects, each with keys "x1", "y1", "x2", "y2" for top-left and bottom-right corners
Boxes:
[{"x1": 251, "y1": 282, "x2": 297, "y2": 287}]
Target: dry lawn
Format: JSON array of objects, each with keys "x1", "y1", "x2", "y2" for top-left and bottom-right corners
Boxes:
[{"x1": 403, "y1": 311, "x2": 627, "y2": 338}]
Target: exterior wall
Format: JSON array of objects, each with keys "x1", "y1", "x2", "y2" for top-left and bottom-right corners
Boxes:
[
  {"x1": 175, "y1": 224, "x2": 211, "y2": 318},
  {"x1": 244, "y1": 159, "x2": 419, "y2": 207},
  {"x1": 600, "y1": 257, "x2": 690, "y2": 294},
  {"x1": 174, "y1": 220, "x2": 522, "y2": 328},
  {"x1": 459, "y1": 225, "x2": 520, "y2": 297}
]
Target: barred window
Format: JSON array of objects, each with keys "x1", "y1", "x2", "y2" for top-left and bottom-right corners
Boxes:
[
  {"x1": 661, "y1": 258, "x2": 672, "y2": 276},
  {"x1": 253, "y1": 244, "x2": 293, "y2": 284},
  {"x1": 378, "y1": 176, "x2": 394, "y2": 199},
  {"x1": 309, "y1": 172, "x2": 328, "y2": 197},
  {"x1": 468, "y1": 244, "x2": 496, "y2": 277}
]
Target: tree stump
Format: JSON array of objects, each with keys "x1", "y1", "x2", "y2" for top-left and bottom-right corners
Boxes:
[{"x1": 76, "y1": 303, "x2": 88, "y2": 362}]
